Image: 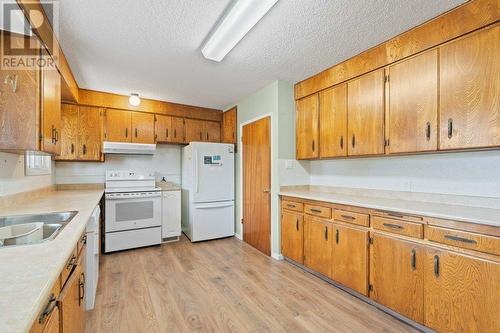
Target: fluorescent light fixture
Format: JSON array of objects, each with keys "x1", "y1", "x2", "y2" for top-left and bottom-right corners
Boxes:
[
  {"x1": 202, "y1": 0, "x2": 278, "y2": 62},
  {"x1": 129, "y1": 93, "x2": 141, "y2": 106}
]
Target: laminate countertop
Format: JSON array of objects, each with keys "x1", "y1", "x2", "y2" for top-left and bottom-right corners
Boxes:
[
  {"x1": 0, "y1": 189, "x2": 104, "y2": 333},
  {"x1": 279, "y1": 186, "x2": 500, "y2": 227}
]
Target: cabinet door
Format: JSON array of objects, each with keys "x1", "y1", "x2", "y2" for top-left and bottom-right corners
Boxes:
[
  {"x1": 370, "y1": 233, "x2": 424, "y2": 323},
  {"x1": 304, "y1": 216, "x2": 332, "y2": 277},
  {"x1": 41, "y1": 64, "x2": 62, "y2": 155},
  {"x1": 162, "y1": 191, "x2": 181, "y2": 238},
  {"x1": 59, "y1": 263, "x2": 85, "y2": 333},
  {"x1": 185, "y1": 119, "x2": 204, "y2": 143},
  {"x1": 78, "y1": 106, "x2": 103, "y2": 161},
  {"x1": 296, "y1": 94, "x2": 319, "y2": 159},
  {"x1": 131, "y1": 112, "x2": 155, "y2": 144},
  {"x1": 57, "y1": 104, "x2": 79, "y2": 160},
  {"x1": 424, "y1": 248, "x2": 500, "y2": 333},
  {"x1": 171, "y1": 117, "x2": 185, "y2": 143},
  {"x1": 281, "y1": 211, "x2": 304, "y2": 264},
  {"x1": 222, "y1": 107, "x2": 237, "y2": 145},
  {"x1": 42, "y1": 307, "x2": 60, "y2": 333},
  {"x1": 387, "y1": 50, "x2": 438, "y2": 153},
  {"x1": 204, "y1": 121, "x2": 221, "y2": 142},
  {"x1": 319, "y1": 84, "x2": 347, "y2": 158},
  {"x1": 347, "y1": 69, "x2": 385, "y2": 156},
  {"x1": 439, "y1": 26, "x2": 499, "y2": 150},
  {"x1": 155, "y1": 115, "x2": 172, "y2": 143},
  {"x1": 105, "y1": 109, "x2": 131, "y2": 142},
  {"x1": 332, "y1": 224, "x2": 368, "y2": 295}
]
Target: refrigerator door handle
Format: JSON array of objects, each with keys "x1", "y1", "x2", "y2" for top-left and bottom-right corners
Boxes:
[
  {"x1": 194, "y1": 148, "x2": 199, "y2": 193},
  {"x1": 195, "y1": 202, "x2": 234, "y2": 209}
]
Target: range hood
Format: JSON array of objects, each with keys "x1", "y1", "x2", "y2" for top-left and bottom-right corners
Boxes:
[{"x1": 103, "y1": 142, "x2": 156, "y2": 155}]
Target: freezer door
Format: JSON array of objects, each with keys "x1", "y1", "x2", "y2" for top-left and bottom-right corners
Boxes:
[
  {"x1": 191, "y1": 201, "x2": 235, "y2": 242},
  {"x1": 192, "y1": 143, "x2": 234, "y2": 203}
]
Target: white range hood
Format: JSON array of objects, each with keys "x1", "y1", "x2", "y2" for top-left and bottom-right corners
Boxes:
[{"x1": 103, "y1": 142, "x2": 156, "y2": 155}]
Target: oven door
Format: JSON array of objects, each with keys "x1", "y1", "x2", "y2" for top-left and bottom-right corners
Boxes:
[{"x1": 105, "y1": 193, "x2": 161, "y2": 232}]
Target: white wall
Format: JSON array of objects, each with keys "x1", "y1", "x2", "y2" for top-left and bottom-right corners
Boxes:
[
  {"x1": 0, "y1": 152, "x2": 55, "y2": 197},
  {"x1": 309, "y1": 150, "x2": 500, "y2": 198},
  {"x1": 55, "y1": 145, "x2": 181, "y2": 184}
]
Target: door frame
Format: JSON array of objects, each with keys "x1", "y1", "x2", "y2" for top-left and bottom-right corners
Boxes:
[{"x1": 239, "y1": 113, "x2": 273, "y2": 255}]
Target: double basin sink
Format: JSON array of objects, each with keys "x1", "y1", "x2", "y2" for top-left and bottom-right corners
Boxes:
[{"x1": 0, "y1": 211, "x2": 78, "y2": 247}]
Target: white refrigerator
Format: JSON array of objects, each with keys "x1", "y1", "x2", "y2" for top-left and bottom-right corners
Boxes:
[{"x1": 182, "y1": 142, "x2": 235, "y2": 242}]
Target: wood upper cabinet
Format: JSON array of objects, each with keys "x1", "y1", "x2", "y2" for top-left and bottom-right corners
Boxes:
[
  {"x1": 58, "y1": 104, "x2": 79, "y2": 160},
  {"x1": 424, "y1": 248, "x2": 500, "y2": 333},
  {"x1": 171, "y1": 117, "x2": 185, "y2": 143},
  {"x1": 105, "y1": 109, "x2": 131, "y2": 142},
  {"x1": 347, "y1": 69, "x2": 385, "y2": 156},
  {"x1": 387, "y1": 50, "x2": 438, "y2": 153},
  {"x1": 59, "y1": 256, "x2": 86, "y2": 333},
  {"x1": 204, "y1": 121, "x2": 221, "y2": 143},
  {"x1": 319, "y1": 84, "x2": 347, "y2": 158},
  {"x1": 41, "y1": 63, "x2": 62, "y2": 155},
  {"x1": 131, "y1": 112, "x2": 155, "y2": 144},
  {"x1": 281, "y1": 210, "x2": 304, "y2": 264},
  {"x1": 304, "y1": 216, "x2": 332, "y2": 277},
  {"x1": 296, "y1": 94, "x2": 319, "y2": 159},
  {"x1": 439, "y1": 25, "x2": 500, "y2": 150},
  {"x1": 331, "y1": 224, "x2": 369, "y2": 295},
  {"x1": 370, "y1": 233, "x2": 424, "y2": 324},
  {"x1": 155, "y1": 115, "x2": 172, "y2": 143},
  {"x1": 222, "y1": 107, "x2": 237, "y2": 146},
  {"x1": 184, "y1": 119, "x2": 204, "y2": 143}
]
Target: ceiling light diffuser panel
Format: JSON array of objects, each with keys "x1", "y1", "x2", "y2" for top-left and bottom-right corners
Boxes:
[{"x1": 202, "y1": 0, "x2": 279, "y2": 62}]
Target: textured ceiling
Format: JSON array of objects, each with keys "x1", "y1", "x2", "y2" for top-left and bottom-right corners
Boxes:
[{"x1": 52, "y1": 0, "x2": 466, "y2": 109}]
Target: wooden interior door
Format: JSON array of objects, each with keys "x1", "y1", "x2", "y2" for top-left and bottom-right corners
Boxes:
[
  {"x1": 319, "y1": 84, "x2": 347, "y2": 158},
  {"x1": 304, "y1": 216, "x2": 332, "y2": 277},
  {"x1": 78, "y1": 106, "x2": 103, "y2": 161},
  {"x1": 131, "y1": 112, "x2": 155, "y2": 143},
  {"x1": 296, "y1": 94, "x2": 319, "y2": 159},
  {"x1": 58, "y1": 104, "x2": 79, "y2": 160},
  {"x1": 222, "y1": 107, "x2": 237, "y2": 145},
  {"x1": 370, "y1": 233, "x2": 424, "y2": 323},
  {"x1": 105, "y1": 109, "x2": 131, "y2": 142},
  {"x1": 331, "y1": 224, "x2": 369, "y2": 295},
  {"x1": 387, "y1": 50, "x2": 438, "y2": 153},
  {"x1": 171, "y1": 117, "x2": 185, "y2": 143},
  {"x1": 281, "y1": 211, "x2": 304, "y2": 264},
  {"x1": 242, "y1": 116, "x2": 271, "y2": 256},
  {"x1": 204, "y1": 121, "x2": 221, "y2": 142},
  {"x1": 155, "y1": 115, "x2": 172, "y2": 143},
  {"x1": 424, "y1": 247, "x2": 500, "y2": 333},
  {"x1": 347, "y1": 69, "x2": 385, "y2": 156},
  {"x1": 439, "y1": 25, "x2": 499, "y2": 150},
  {"x1": 184, "y1": 119, "x2": 204, "y2": 143}
]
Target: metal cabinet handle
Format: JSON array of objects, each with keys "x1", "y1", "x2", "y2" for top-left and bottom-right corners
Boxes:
[
  {"x1": 82, "y1": 144, "x2": 87, "y2": 155},
  {"x1": 387, "y1": 213, "x2": 404, "y2": 219},
  {"x1": 166, "y1": 128, "x2": 169, "y2": 138},
  {"x1": 78, "y1": 272, "x2": 85, "y2": 306},
  {"x1": 310, "y1": 208, "x2": 322, "y2": 213},
  {"x1": 38, "y1": 293, "x2": 57, "y2": 324},
  {"x1": 54, "y1": 129, "x2": 59, "y2": 143},
  {"x1": 340, "y1": 214, "x2": 355, "y2": 220},
  {"x1": 66, "y1": 255, "x2": 77, "y2": 270},
  {"x1": 447, "y1": 118, "x2": 453, "y2": 139},
  {"x1": 324, "y1": 226, "x2": 328, "y2": 241},
  {"x1": 174, "y1": 129, "x2": 177, "y2": 138},
  {"x1": 135, "y1": 128, "x2": 138, "y2": 138},
  {"x1": 81, "y1": 234, "x2": 87, "y2": 245},
  {"x1": 444, "y1": 235, "x2": 477, "y2": 244},
  {"x1": 335, "y1": 229, "x2": 339, "y2": 244},
  {"x1": 411, "y1": 249, "x2": 416, "y2": 271},
  {"x1": 125, "y1": 128, "x2": 128, "y2": 138},
  {"x1": 434, "y1": 255, "x2": 440, "y2": 277},
  {"x1": 71, "y1": 143, "x2": 74, "y2": 154},
  {"x1": 287, "y1": 204, "x2": 296, "y2": 208},
  {"x1": 340, "y1": 136, "x2": 343, "y2": 149},
  {"x1": 296, "y1": 218, "x2": 299, "y2": 231},
  {"x1": 352, "y1": 135, "x2": 355, "y2": 148},
  {"x1": 312, "y1": 140, "x2": 315, "y2": 152},
  {"x1": 199, "y1": 132, "x2": 202, "y2": 140},
  {"x1": 206, "y1": 133, "x2": 209, "y2": 141},
  {"x1": 426, "y1": 122, "x2": 431, "y2": 141},
  {"x1": 383, "y1": 223, "x2": 403, "y2": 230}
]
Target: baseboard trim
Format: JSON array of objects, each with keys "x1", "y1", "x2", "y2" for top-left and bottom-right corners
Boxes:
[
  {"x1": 271, "y1": 253, "x2": 284, "y2": 260},
  {"x1": 234, "y1": 233, "x2": 242, "y2": 240}
]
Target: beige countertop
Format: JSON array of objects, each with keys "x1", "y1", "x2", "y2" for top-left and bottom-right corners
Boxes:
[
  {"x1": 279, "y1": 186, "x2": 500, "y2": 227},
  {"x1": 0, "y1": 189, "x2": 104, "y2": 333},
  {"x1": 156, "y1": 181, "x2": 181, "y2": 191}
]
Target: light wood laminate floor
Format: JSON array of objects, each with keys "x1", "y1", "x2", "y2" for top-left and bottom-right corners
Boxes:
[{"x1": 86, "y1": 236, "x2": 417, "y2": 333}]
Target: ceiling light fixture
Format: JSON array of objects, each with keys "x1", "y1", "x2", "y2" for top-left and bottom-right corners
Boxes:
[
  {"x1": 129, "y1": 93, "x2": 141, "y2": 107},
  {"x1": 202, "y1": 0, "x2": 278, "y2": 62}
]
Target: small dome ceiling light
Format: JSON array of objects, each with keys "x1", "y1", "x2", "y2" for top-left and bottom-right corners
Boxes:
[{"x1": 129, "y1": 93, "x2": 141, "y2": 107}]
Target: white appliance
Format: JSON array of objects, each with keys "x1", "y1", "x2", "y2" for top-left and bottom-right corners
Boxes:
[
  {"x1": 85, "y1": 205, "x2": 100, "y2": 310},
  {"x1": 182, "y1": 142, "x2": 235, "y2": 242},
  {"x1": 161, "y1": 190, "x2": 181, "y2": 241},
  {"x1": 103, "y1": 141, "x2": 156, "y2": 155},
  {"x1": 105, "y1": 171, "x2": 162, "y2": 252}
]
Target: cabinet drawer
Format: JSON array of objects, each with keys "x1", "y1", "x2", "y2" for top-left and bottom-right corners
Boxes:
[
  {"x1": 304, "y1": 204, "x2": 331, "y2": 218},
  {"x1": 282, "y1": 200, "x2": 304, "y2": 212},
  {"x1": 372, "y1": 216, "x2": 423, "y2": 239},
  {"x1": 426, "y1": 226, "x2": 500, "y2": 256},
  {"x1": 372, "y1": 210, "x2": 423, "y2": 223},
  {"x1": 61, "y1": 246, "x2": 78, "y2": 288},
  {"x1": 334, "y1": 209, "x2": 369, "y2": 227}
]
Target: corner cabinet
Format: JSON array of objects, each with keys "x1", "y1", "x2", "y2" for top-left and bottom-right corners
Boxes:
[{"x1": 296, "y1": 94, "x2": 319, "y2": 159}]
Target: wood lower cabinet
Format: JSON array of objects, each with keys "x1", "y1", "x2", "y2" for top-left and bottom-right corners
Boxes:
[
  {"x1": 222, "y1": 107, "x2": 237, "y2": 146},
  {"x1": 370, "y1": 233, "x2": 424, "y2": 323},
  {"x1": 319, "y1": 84, "x2": 347, "y2": 158},
  {"x1": 439, "y1": 25, "x2": 499, "y2": 150},
  {"x1": 42, "y1": 307, "x2": 60, "y2": 333},
  {"x1": 59, "y1": 254, "x2": 86, "y2": 333},
  {"x1": 184, "y1": 119, "x2": 204, "y2": 142},
  {"x1": 296, "y1": 94, "x2": 319, "y2": 159},
  {"x1": 304, "y1": 216, "x2": 332, "y2": 277},
  {"x1": 204, "y1": 121, "x2": 221, "y2": 143},
  {"x1": 281, "y1": 210, "x2": 304, "y2": 264},
  {"x1": 331, "y1": 224, "x2": 369, "y2": 295},
  {"x1": 105, "y1": 109, "x2": 131, "y2": 142},
  {"x1": 131, "y1": 112, "x2": 155, "y2": 143},
  {"x1": 424, "y1": 248, "x2": 500, "y2": 333}
]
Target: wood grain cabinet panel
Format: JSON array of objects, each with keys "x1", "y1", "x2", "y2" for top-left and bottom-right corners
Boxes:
[
  {"x1": 387, "y1": 50, "x2": 438, "y2": 153},
  {"x1": 282, "y1": 200, "x2": 304, "y2": 212},
  {"x1": 78, "y1": 106, "x2": 103, "y2": 161},
  {"x1": 372, "y1": 216, "x2": 423, "y2": 239},
  {"x1": 426, "y1": 225, "x2": 500, "y2": 256},
  {"x1": 296, "y1": 94, "x2": 319, "y2": 159},
  {"x1": 184, "y1": 119, "x2": 205, "y2": 143},
  {"x1": 222, "y1": 107, "x2": 237, "y2": 146},
  {"x1": 41, "y1": 62, "x2": 62, "y2": 155},
  {"x1": 131, "y1": 112, "x2": 155, "y2": 144},
  {"x1": 58, "y1": 104, "x2": 79, "y2": 160},
  {"x1": 304, "y1": 204, "x2": 331, "y2": 219},
  {"x1": 281, "y1": 211, "x2": 304, "y2": 264},
  {"x1": 105, "y1": 109, "x2": 131, "y2": 142},
  {"x1": 424, "y1": 248, "x2": 500, "y2": 333},
  {"x1": 331, "y1": 224, "x2": 369, "y2": 295},
  {"x1": 155, "y1": 115, "x2": 172, "y2": 143},
  {"x1": 370, "y1": 233, "x2": 424, "y2": 324},
  {"x1": 171, "y1": 117, "x2": 185, "y2": 144},
  {"x1": 42, "y1": 307, "x2": 60, "y2": 333},
  {"x1": 334, "y1": 209, "x2": 369, "y2": 227},
  {"x1": 439, "y1": 25, "x2": 500, "y2": 150},
  {"x1": 319, "y1": 84, "x2": 347, "y2": 158},
  {"x1": 204, "y1": 121, "x2": 221, "y2": 143},
  {"x1": 347, "y1": 69, "x2": 385, "y2": 156},
  {"x1": 304, "y1": 216, "x2": 332, "y2": 277},
  {"x1": 59, "y1": 258, "x2": 86, "y2": 333}
]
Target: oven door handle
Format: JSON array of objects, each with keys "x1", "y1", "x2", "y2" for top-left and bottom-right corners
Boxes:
[{"x1": 105, "y1": 194, "x2": 161, "y2": 200}]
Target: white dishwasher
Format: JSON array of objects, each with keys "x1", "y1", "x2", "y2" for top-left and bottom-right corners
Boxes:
[
  {"x1": 85, "y1": 205, "x2": 100, "y2": 310},
  {"x1": 162, "y1": 190, "x2": 181, "y2": 242}
]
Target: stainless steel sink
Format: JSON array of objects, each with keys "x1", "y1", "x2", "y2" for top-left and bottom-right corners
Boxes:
[{"x1": 0, "y1": 211, "x2": 78, "y2": 247}]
